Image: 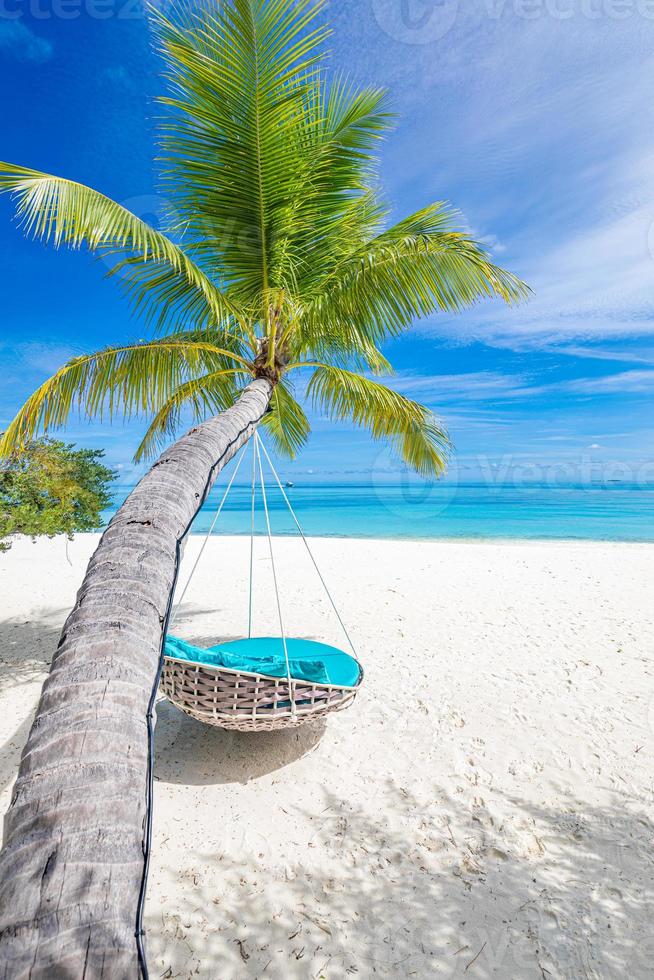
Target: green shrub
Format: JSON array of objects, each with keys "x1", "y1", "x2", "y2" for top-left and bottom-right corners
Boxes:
[{"x1": 0, "y1": 438, "x2": 116, "y2": 551}]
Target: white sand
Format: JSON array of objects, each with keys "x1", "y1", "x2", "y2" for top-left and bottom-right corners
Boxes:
[{"x1": 1, "y1": 533, "x2": 654, "y2": 978}]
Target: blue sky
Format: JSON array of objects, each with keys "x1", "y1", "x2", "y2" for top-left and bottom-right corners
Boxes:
[{"x1": 1, "y1": 0, "x2": 654, "y2": 486}]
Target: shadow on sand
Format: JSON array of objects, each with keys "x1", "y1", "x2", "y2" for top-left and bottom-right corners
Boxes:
[
  {"x1": 0, "y1": 613, "x2": 65, "y2": 801},
  {"x1": 148, "y1": 780, "x2": 654, "y2": 979},
  {"x1": 153, "y1": 698, "x2": 326, "y2": 786},
  {"x1": 155, "y1": 624, "x2": 329, "y2": 785}
]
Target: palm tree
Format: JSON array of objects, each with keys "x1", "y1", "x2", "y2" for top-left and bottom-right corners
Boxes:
[{"x1": 0, "y1": 0, "x2": 529, "y2": 973}]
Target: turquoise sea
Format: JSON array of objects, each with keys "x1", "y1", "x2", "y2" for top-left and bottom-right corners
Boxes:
[{"x1": 104, "y1": 481, "x2": 654, "y2": 542}]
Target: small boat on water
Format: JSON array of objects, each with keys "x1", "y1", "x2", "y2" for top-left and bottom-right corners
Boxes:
[{"x1": 285, "y1": 481, "x2": 294, "y2": 488}]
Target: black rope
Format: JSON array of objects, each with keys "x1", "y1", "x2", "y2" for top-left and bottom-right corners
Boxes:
[{"x1": 135, "y1": 403, "x2": 269, "y2": 979}]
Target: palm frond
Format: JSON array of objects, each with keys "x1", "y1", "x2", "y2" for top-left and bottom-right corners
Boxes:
[
  {"x1": 261, "y1": 379, "x2": 310, "y2": 458},
  {"x1": 0, "y1": 337, "x2": 249, "y2": 456},
  {"x1": 0, "y1": 162, "x2": 239, "y2": 327},
  {"x1": 300, "y1": 203, "x2": 530, "y2": 349},
  {"x1": 266, "y1": 81, "x2": 393, "y2": 293},
  {"x1": 107, "y1": 256, "x2": 252, "y2": 343},
  {"x1": 133, "y1": 368, "x2": 242, "y2": 462},
  {"x1": 151, "y1": 0, "x2": 330, "y2": 305},
  {"x1": 307, "y1": 366, "x2": 450, "y2": 477},
  {"x1": 286, "y1": 324, "x2": 394, "y2": 376}
]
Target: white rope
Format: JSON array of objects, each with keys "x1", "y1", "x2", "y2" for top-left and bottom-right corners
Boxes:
[
  {"x1": 167, "y1": 428, "x2": 357, "y2": 716},
  {"x1": 247, "y1": 437, "x2": 257, "y2": 638},
  {"x1": 257, "y1": 435, "x2": 359, "y2": 662},
  {"x1": 170, "y1": 443, "x2": 248, "y2": 624},
  {"x1": 254, "y1": 432, "x2": 296, "y2": 717}
]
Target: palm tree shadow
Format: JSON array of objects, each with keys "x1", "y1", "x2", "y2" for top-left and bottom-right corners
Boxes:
[
  {"x1": 147, "y1": 781, "x2": 654, "y2": 979},
  {"x1": 0, "y1": 713, "x2": 34, "y2": 800},
  {"x1": 0, "y1": 614, "x2": 63, "y2": 695},
  {"x1": 0, "y1": 613, "x2": 66, "y2": 806},
  {"x1": 153, "y1": 698, "x2": 326, "y2": 786}
]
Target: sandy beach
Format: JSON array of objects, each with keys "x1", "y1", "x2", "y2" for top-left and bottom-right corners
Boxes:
[{"x1": 1, "y1": 533, "x2": 653, "y2": 979}]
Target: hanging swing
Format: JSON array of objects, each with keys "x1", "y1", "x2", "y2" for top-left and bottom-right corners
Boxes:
[{"x1": 159, "y1": 432, "x2": 363, "y2": 732}]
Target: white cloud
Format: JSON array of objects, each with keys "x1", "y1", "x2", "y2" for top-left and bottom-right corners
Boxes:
[
  {"x1": 392, "y1": 369, "x2": 539, "y2": 401},
  {"x1": 102, "y1": 65, "x2": 132, "y2": 87},
  {"x1": 418, "y1": 145, "x2": 654, "y2": 348},
  {"x1": 553, "y1": 345, "x2": 654, "y2": 365},
  {"x1": 564, "y1": 369, "x2": 654, "y2": 394},
  {"x1": 332, "y1": 2, "x2": 654, "y2": 352},
  {"x1": 0, "y1": 21, "x2": 53, "y2": 64},
  {"x1": 0, "y1": 341, "x2": 79, "y2": 375},
  {"x1": 392, "y1": 365, "x2": 654, "y2": 406}
]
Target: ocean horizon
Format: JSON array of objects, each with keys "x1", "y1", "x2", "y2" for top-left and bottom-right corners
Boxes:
[{"x1": 102, "y1": 480, "x2": 654, "y2": 543}]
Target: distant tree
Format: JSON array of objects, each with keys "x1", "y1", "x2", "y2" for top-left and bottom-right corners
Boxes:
[{"x1": 0, "y1": 438, "x2": 115, "y2": 551}]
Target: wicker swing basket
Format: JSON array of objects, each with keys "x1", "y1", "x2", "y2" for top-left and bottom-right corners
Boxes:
[
  {"x1": 160, "y1": 654, "x2": 361, "y2": 732},
  {"x1": 160, "y1": 433, "x2": 362, "y2": 733}
]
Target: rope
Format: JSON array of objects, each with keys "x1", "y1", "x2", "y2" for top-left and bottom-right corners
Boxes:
[
  {"x1": 170, "y1": 442, "x2": 248, "y2": 625},
  {"x1": 163, "y1": 426, "x2": 357, "y2": 733},
  {"x1": 254, "y1": 432, "x2": 296, "y2": 717},
  {"x1": 257, "y1": 436, "x2": 359, "y2": 663},
  {"x1": 247, "y1": 437, "x2": 257, "y2": 638}
]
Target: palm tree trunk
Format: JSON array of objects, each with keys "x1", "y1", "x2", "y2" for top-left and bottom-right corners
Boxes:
[{"x1": 0, "y1": 378, "x2": 273, "y2": 979}]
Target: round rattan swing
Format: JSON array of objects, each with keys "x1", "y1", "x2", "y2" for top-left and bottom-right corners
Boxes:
[{"x1": 160, "y1": 432, "x2": 363, "y2": 732}]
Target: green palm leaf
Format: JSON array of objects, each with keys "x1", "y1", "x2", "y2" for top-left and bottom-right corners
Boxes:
[
  {"x1": 307, "y1": 365, "x2": 450, "y2": 477},
  {"x1": 264, "y1": 81, "x2": 393, "y2": 294},
  {"x1": 261, "y1": 379, "x2": 311, "y2": 458},
  {"x1": 0, "y1": 163, "x2": 239, "y2": 328},
  {"x1": 0, "y1": 337, "x2": 248, "y2": 455},
  {"x1": 151, "y1": 0, "x2": 330, "y2": 305},
  {"x1": 108, "y1": 256, "x2": 250, "y2": 342},
  {"x1": 302, "y1": 203, "x2": 531, "y2": 349},
  {"x1": 133, "y1": 368, "x2": 243, "y2": 462}
]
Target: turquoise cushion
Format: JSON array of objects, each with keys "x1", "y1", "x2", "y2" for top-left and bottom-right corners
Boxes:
[{"x1": 164, "y1": 635, "x2": 361, "y2": 687}]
